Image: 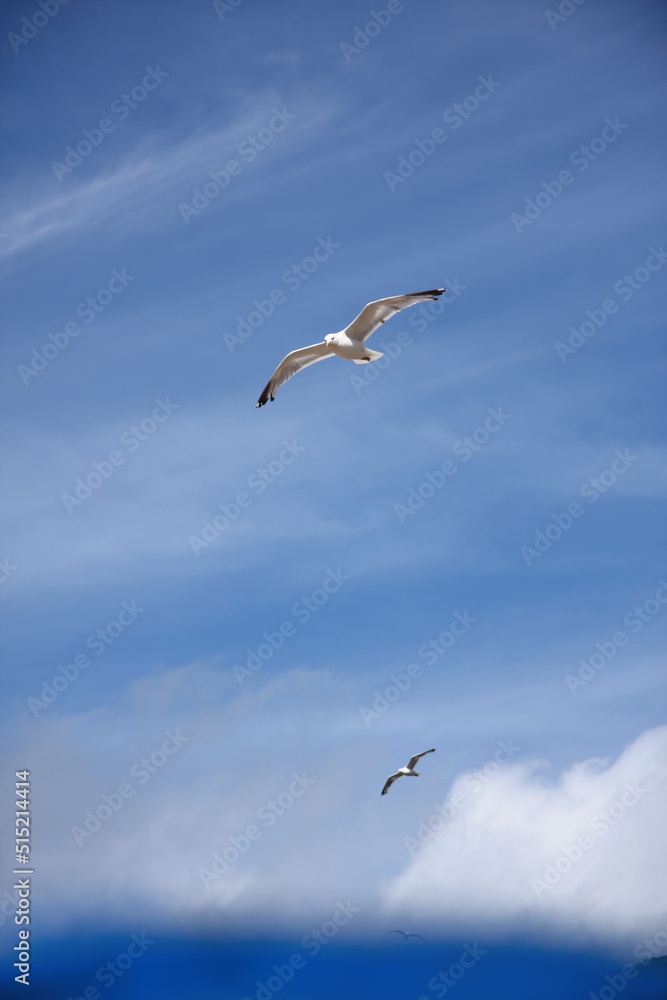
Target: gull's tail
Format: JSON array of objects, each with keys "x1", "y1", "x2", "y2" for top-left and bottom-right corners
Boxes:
[{"x1": 353, "y1": 349, "x2": 383, "y2": 365}]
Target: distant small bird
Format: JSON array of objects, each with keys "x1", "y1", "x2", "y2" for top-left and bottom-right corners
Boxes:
[
  {"x1": 387, "y1": 929, "x2": 426, "y2": 943},
  {"x1": 255, "y1": 288, "x2": 444, "y2": 406},
  {"x1": 381, "y1": 748, "x2": 435, "y2": 796}
]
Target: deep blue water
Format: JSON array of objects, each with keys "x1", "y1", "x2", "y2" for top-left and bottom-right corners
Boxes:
[{"x1": 3, "y1": 935, "x2": 667, "y2": 999}]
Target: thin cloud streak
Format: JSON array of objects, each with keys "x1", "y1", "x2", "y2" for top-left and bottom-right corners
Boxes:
[{"x1": 1, "y1": 93, "x2": 339, "y2": 263}]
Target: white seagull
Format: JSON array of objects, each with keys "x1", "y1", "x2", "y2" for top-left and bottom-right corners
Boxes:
[
  {"x1": 381, "y1": 748, "x2": 435, "y2": 796},
  {"x1": 255, "y1": 288, "x2": 444, "y2": 407}
]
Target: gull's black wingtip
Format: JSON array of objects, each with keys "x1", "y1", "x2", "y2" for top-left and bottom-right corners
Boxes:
[
  {"x1": 256, "y1": 383, "x2": 274, "y2": 408},
  {"x1": 407, "y1": 287, "x2": 445, "y2": 299}
]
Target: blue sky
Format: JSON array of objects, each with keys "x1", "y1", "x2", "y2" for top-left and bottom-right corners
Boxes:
[{"x1": 1, "y1": 0, "x2": 666, "y2": 992}]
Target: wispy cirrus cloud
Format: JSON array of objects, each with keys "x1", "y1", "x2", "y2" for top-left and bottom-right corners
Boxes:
[{"x1": 0, "y1": 91, "x2": 338, "y2": 263}]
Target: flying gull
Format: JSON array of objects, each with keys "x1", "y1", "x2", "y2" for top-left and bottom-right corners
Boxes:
[
  {"x1": 386, "y1": 929, "x2": 426, "y2": 943},
  {"x1": 256, "y1": 288, "x2": 445, "y2": 407},
  {"x1": 381, "y1": 748, "x2": 435, "y2": 796}
]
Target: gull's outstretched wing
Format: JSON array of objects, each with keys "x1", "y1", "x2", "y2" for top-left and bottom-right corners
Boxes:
[
  {"x1": 256, "y1": 342, "x2": 333, "y2": 407},
  {"x1": 387, "y1": 930, "x2": 425, "y2": 942},
  {"x1": 344, "y1": 289, "x2": 445, "y2": 342},
  {"x1": 406, "y1": 748, "x2": 436, "y2": 770},
  {"x1": 381, "y1": 772, "x2": 403, "y2": 796}
]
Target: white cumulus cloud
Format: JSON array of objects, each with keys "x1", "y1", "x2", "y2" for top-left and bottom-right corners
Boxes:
[{"x1": 382, "y1": 725, "x2": 667, "y2": 945}]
